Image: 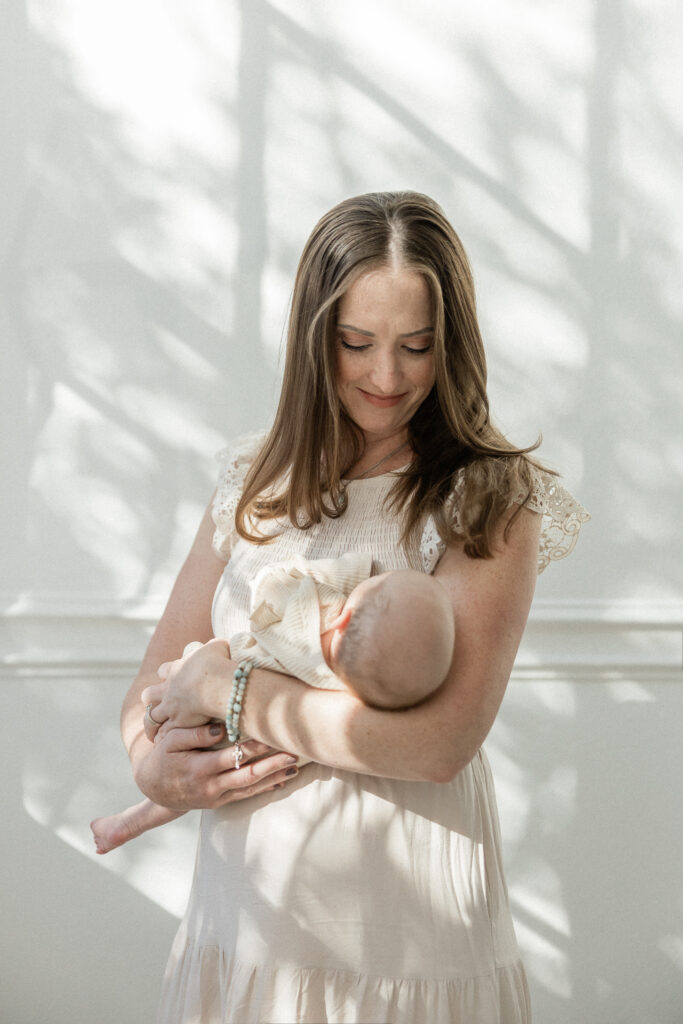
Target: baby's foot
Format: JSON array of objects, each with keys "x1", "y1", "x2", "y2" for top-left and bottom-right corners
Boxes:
[{"x1": 90, "y1": 813, "x2": 141, "y2": 854}]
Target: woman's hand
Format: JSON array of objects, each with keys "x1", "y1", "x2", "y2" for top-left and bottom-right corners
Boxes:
[
  {"x1": 141, "y1": 638, "x2": 233, "y2": 733},
  {"x1": 132, "y1": 725, "x2": 300, "y2": 811},
  {"x1": 140, "y1": 641, "x2": 207, "y2": 741}
]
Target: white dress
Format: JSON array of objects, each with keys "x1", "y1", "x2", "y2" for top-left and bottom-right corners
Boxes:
[{"x1": 157, "y1": 434, "x2": 590, "y2": 1024}]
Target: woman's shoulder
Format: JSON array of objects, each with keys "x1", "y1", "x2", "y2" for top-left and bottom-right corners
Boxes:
[
  {"x1": 211, "y1": 430, "x2": 268, "y2": 560},
  {"x1": 214, "y1": 430, "x2": 268, "y2": 480},
  {"x1": 511, "y1": 464, "x2": 591, "y2": 573},
  {"x1": 419, "y1": 462, "x2": 590, "y2": 576}
]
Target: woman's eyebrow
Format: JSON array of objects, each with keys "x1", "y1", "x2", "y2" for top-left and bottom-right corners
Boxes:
[
  {"x1": 337, "y1": 323, "x2": 433, "y2": 338},
  {"x1": 401, "y1": 327, "x2": 434, "y2": 337}
]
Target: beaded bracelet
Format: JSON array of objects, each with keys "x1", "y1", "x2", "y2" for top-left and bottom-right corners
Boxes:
[{"x1": 226, "y1": 660, "x2": 253, "y2": 744}]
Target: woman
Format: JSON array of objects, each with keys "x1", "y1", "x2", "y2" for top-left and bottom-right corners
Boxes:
[{"x1": 122, "y1": 191, "x2": 589, "y2": 1023}]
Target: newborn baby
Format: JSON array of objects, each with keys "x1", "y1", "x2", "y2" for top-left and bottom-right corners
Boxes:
[{"x1": 91, "y1": 553, "x2": 454, "y2": 854}]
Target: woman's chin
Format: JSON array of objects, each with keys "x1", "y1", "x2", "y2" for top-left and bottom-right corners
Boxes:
[{"x1": 347, "y1": 410, "x2": 408, "y2": 441}]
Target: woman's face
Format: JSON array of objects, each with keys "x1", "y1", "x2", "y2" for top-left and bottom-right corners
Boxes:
[{"x1": 335, "y1": 265, "x2": 435, "y2": 444}]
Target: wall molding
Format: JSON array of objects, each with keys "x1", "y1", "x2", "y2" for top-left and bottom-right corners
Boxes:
[
  {"x1": 2, "y1": 602, "x2": 681, "y2": 680},
  {"x1": 2, "y1": 662, "x2": 680, "y2": 683},
  {"x1": 2, "y1": 593, "x2": 682, "y2": 624},
  {"x1": 526, "y1": 598, "x2": 683, "y2": 625}
]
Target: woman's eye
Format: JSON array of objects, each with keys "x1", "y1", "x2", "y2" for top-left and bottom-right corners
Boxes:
[
  {"x1": 338, "y1": 335, "x2": 432, "y2": 354},
  {"x1": 339, "y1": 336, "x2": 368, "y2": 351}
]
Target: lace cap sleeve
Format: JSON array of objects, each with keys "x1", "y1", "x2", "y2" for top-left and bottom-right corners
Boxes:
[
  {"x1": 514, "y1": 467, "x2": 591, "y2": 574},
  {"x1": 211, "y1": 430, "x2": 267, "y2": 560},
  {"x1": 419, "y1": 466, "x2": 590, "y2": 575}
]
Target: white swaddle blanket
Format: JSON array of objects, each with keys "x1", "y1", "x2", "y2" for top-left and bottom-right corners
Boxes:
[{"x1": 229, "y1": 550, "x2": 373, "y2": 690}]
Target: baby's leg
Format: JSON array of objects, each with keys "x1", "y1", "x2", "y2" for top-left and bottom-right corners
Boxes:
[{"x1": 90, "y1": 800, "x2": 184, "y2": 854}]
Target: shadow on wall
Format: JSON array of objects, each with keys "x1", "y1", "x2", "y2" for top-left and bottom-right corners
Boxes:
[
  {"x1": 2, "y1": 0, "x2": 682, "y2": 1020},
  {"x1": 3, "y1": 0, "x2": 681, "y2": 609},
  {"x1": 1, "y1": 674, "x2": 181, "y2": 1024},
  {"x1": 488, "y1": 676, "x2": 683, "y2": 1023},
  {"x1": 2, "y1": 0, "x2": 276, "y2": 609}
]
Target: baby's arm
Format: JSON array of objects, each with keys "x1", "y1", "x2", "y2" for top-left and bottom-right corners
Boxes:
[{"x1": 91, "y1": 799, "x2": 185, "y2": 854}]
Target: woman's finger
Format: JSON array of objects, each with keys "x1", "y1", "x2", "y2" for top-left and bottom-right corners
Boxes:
[
  {"x1": 208, "y1": 748, "x2": 299, "y2": 798},
  {"x1": 214, "y1": 762, "x2": 300, "y2": 806},
  {"x1": 162, "y1": 726, "x2": 280, "y2": 759},
  {"x1": 143, "y1": 702, "x2": 167, "y2": 741},
  {"x1": 141, "y1": 682, "x2": 165, "y2": 707},
  {"x1": 182, "y1": 641, "x2": 204, "y2": 658},
  {"x1": 157, "y1": 652, "x2": 191, "y2": 682},
  {"x1": 160, "y1": 724, "x2": 249, "y2": 754}
]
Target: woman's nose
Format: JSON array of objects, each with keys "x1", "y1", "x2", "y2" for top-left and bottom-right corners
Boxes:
[{"x1": 368, "y1": 352, "x2": 402, "y2": 393}]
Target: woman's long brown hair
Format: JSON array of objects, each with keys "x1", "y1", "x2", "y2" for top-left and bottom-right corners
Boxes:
[{"x1": 235, "y1": 191, "x2": 554, "y2": 558}]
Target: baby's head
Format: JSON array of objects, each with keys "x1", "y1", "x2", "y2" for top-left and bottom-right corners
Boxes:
[{"x1": 323, "y1": 570, "x2": 454, "y2": 709}]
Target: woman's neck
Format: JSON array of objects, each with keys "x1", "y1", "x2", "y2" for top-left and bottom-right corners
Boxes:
[{"x1": 345, "y1": 432, "x2": 411, "y2": 480}]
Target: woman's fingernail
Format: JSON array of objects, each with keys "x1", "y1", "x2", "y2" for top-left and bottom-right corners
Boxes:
[
  {"x1": 209, "y1": 724, "x2": 222, "y2": 736},
  {"x1": 285, "y1": 766, "x2": 298, "y2": 777},
  {"x1": 285, "y1": 756, "x2": 297, "y2": 765}
]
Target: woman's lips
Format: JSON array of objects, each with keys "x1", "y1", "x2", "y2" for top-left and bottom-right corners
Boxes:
[{"x1": 358, "y1": 389, "x2": 406, "y2": 408}]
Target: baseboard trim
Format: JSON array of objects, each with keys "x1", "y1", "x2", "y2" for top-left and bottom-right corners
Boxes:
[
  {"x1": 2, "y1": 601, "x2": 681, "y2": 681},
  {"x1": 2, "y1": 660, "x2": 680, "y2": 683}
]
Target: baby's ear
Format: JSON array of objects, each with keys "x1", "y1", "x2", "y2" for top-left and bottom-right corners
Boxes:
[{"x1": 327, "y1": 607, "x2": 353, "y2": 634}]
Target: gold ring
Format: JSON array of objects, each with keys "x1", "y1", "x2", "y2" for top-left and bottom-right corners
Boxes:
[{"x1": 145, "y1": 704, "x2": 162, "y2": 727}]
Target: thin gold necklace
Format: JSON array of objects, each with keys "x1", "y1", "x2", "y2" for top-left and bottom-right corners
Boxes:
[{"x1": 341, "y1": 440, "x2": 409, "y2": 495}]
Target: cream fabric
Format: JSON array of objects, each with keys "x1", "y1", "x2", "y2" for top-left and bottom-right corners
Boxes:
[
  {"x1": 229, "y1": 551, "x2": 373, "y2": 691},
  {"x1": 158, "y1": 434, "x2": 589, "y2": 1024}
]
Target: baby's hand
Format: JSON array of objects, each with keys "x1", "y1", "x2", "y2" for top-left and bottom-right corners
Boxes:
[
  {"x1": 157, "y1": 641, "x2": 201, "y2": 684},
  {"x1": 158, "y1": 640, "x2": 231, "y2": 681},
  {"x1": 142, "y1": 638, "x2": 231, "y2": 736}
]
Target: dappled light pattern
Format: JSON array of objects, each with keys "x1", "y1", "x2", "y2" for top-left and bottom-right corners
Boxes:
[
  {"x1": 488, "y1": 676, "x2": 683, "y2": 1021},
  {"x1": 19, "y1": 672, "x2": 200, "y2": 918},
  {"x1": 4, "y1": 0, "x2": 682, "y2": 609},
  {"x1": 2, "y1": 1, "x2": 682, "y2": 1022}
]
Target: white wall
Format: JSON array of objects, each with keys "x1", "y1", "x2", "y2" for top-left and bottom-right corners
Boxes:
[{"x1": 2, "y1": 2, "x2": 681, "y2": 1021}]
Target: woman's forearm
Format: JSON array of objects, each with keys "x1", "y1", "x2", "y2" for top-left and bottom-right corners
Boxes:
[
  {"x1": 219, "y1": 663, "x2": 470, "y2": 783},
  {"x1": 140, "y1": 647, "x2": 452, "y2": 781}
]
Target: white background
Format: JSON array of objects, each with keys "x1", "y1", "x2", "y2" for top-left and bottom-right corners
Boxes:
[{"x1": 1, "y1": 1, "x2": 682, "y2": 1021}]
